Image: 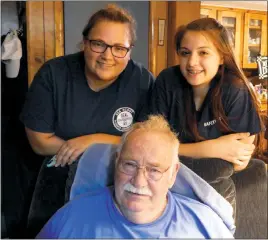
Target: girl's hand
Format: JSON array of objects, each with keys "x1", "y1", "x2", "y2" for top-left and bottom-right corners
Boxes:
[
  {"x1": 233, "y1": 135, "x2": 256, "y2": 171},
  {"x1": 215, "y1": 133, "x2": 255, "y2": 166}
]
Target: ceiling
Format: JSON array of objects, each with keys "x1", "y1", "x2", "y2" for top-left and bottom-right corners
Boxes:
[{"x1": 201, "y1": 1, "x2": 267, "y2": 11}]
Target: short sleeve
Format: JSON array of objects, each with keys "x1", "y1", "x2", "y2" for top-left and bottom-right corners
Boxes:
[
  {"x1": 20, "y1": 62, "x2": 55, "y2": 133},
  {"x1": 224, "y1": 85, "x2": 261, "y2": 135}
]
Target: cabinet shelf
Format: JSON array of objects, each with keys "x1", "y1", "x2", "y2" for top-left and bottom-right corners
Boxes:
[
  {"x1": 249, "y1": 26, "x2": 261, "y2": 30},
  {"x1": 248, "y1": 44, "x2": 261, "y2": 47},
  {"x1": 223, "y1": 24, "x2": 235, "y2": 28}
]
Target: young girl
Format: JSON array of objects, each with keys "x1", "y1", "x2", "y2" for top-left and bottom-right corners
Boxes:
[{"x1": 145, "y1": 18, "x2": 264, "y2": 210}]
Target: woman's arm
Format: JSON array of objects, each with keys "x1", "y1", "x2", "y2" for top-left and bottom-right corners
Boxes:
[
  {"x1": 179, "y1": 132, "x2": 255, "y2": 166},
  {"x1": 25, "y1": 127, "x2": 65, "y2": 156},
  {"x1": 55, "y1": 134, "x2": 121, "y2": 167},
  {"x1": 26, "y1": 127, "x2": 121, "y2": 167}
]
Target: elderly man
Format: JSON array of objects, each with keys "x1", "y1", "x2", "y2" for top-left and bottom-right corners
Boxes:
[{"x1": 36, "y1": 115, "x2": 234, "y2": 238}]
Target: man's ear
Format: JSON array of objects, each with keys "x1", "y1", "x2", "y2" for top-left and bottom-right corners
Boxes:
[
  {"x1": 168, "y1": 163, "x2": 180, "y2": 188},
  {"x1": 127, "y1": 46, "x2": 134, "y2": 60},
  {"x1": 126, "y1": 51, "x2": 131, "y2": 61},
  {"x1": 115, "y1": 152, "x2": 120, "y2": 164}
]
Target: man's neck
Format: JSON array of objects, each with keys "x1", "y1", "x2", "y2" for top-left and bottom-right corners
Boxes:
[{"x1": 113, "y1": 195, "x2": 168, "y2": 224}]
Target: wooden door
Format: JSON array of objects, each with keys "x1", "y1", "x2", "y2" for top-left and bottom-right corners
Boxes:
[
  {"x1": 26, "y1": 1, "x2": 64, "y2": 86},
  {"x1": 167, "y1": 2, "x2": 201, "y2": 67},
  {"x1": 149, "y1": 1, "x2": 168, "y2": 77}
]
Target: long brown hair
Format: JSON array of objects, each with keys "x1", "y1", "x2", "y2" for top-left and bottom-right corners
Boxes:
[{"x1": 175, "y1": 18, "x2": 264, "y2": 156}]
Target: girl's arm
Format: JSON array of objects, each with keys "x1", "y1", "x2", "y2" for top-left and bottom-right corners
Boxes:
[{"x1": 179, "y1": 132, "x2": 255, "y2": 166}]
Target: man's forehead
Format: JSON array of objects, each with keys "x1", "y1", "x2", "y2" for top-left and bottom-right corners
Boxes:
[{"x1": 120, "y1": 130, "x2": 173, "y2": 163}]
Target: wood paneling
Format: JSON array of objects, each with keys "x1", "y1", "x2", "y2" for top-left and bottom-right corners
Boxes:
[
  {"x1": 26, "y1": 1, "x2": 64, "y2": 86},
  {"x1": 149, "y1": 1, "x2": 168, "y2": 77},
  {"x1": 26, "y1": 1, "x2": 45, "y2": 86},
  {"x1": 167, "y1": 2, "x2": 201, "y2": 67},
  {"x1": 54, "y1": 1, "x2": 64, "y2": 57},
  {"x1": 44, "y1": 1, "x2": 55, "y2": 61}
]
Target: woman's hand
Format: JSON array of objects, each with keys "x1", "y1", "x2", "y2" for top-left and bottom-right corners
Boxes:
[
  {"x1": 215, "y1": 133, "x2": 255, "y2": 166},
  {"x1": 55, "y1": 135, "x2": 93, "y2": 167},
  {"x1": 55, "y1": 133, "x2": 121, "y2": 167}
]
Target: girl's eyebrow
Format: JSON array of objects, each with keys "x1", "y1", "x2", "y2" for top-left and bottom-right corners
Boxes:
[
  {"x1": 197, "y1": 46, "x2": 211, "y2": 50},
  {"x1": 179, "y1": 46, "x2": 211, "y2": 50}
]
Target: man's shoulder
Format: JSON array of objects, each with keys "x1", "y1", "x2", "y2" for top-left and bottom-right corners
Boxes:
[
  {"x1": 36, "y1": 188, "x2": 112, "y2": 238},
  {"x1": 69, "y1": 187, "x2": 110, "y2": 207},
  {"x1": 169, "y1": 192, "x2": 234, "y2": 238},
  {"x1": 53, "y1": 188, "x2": 110, "y2": 219},
  {"x1": 171, "y1": 192, "x2": 218, "y2": 216}
]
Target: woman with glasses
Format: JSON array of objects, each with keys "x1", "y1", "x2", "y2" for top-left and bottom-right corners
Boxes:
[
  {"x1": 20, "y1": 4, "x2": 154, "y2": 236},
  {"x1": 21, "y1": 4, "x2": 153, "y2": 168}
]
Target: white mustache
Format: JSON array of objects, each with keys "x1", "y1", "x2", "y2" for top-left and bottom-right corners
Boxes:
[{"x1": 123, "y1": 183, "x2": 153, "y2": 197}]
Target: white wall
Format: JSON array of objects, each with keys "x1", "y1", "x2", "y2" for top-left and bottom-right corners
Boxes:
[{"x1": 1, "y1": 1, "x2": 19, "y2": 36}]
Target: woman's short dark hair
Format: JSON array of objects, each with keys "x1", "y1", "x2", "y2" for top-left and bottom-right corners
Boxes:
[{"x1": 82, "y1": 4, "x2": 137, "y2": 45}]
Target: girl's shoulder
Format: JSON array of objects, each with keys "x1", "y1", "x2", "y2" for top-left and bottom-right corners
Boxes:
[
  {"x1": 220, "y1": 73, "x2": 252, "y2": 109},
  {"x1": 221, "y1": 73, "x2": 248, "y2": 94}
]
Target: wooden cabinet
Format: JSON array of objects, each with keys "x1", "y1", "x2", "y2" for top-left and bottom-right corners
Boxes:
[
  {"x1": 217, "y1": 11, "x2": 243, "y2": 64},
  {"x1": 200, "y1": 7, "x2": 216, "y2": 19},
  {"x1": 200, "y1": 6, "x2": 267, "y2": 69},
  {"x1": 243, "y1": 13, "x2": 267, "y2": 68}
]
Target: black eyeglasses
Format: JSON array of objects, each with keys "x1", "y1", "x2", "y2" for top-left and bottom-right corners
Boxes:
[
  {"x1": 117, "y1": 160, "x2": 171, "y2": 181},
  {"x1": 85, "y1": 38, "x2": 132, "y2": 58}
]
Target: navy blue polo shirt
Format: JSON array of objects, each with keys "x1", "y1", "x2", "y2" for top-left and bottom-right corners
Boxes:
[
  {"x1": 146, "y1": 65, "x2": 261, "y2": 143},
  {"x1": 20, "y1": 52, "x2": 154, "y2": 140}
]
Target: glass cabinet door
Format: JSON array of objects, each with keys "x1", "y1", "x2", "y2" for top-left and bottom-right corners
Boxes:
[
  {"x1": 243, "y1": 13, "x2": 267, "y2": 68},
  {"x1": 200, "y1": 7, "x2": 216, "y2": 19},
  {"x1": 217, "y1": 11, "x2": 242, "y2": 65}
]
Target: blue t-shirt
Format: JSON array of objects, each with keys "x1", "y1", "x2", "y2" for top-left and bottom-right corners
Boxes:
[{"x1": 36, "y1": 187, "x2": 233, "y2": 238}]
